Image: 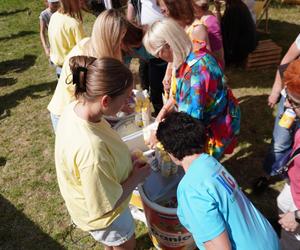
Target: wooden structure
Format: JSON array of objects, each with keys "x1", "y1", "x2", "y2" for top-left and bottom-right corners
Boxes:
[
  {"x1": 245, "y1": 39, "x2": 282, "y2": 70},
  {"x1": 255, "y1": 0, "x2": 272, "y2": 33},
  {"x1": 281, "y1": 0, "x2": 300, "y2": 4}
]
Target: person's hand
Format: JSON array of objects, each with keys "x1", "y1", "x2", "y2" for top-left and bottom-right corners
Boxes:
[
  {"x1": 147, "y1": 130, "x2": 158, "y2": 149},
  {"x1": 121, "y1": 104, "x2": 134, "y2": 114},
  {"x1": 214, "y1": 0, "x2": 221, "y2": 12},
  {"x1": 268, "y1": 93, "x2": 280, "y2": 108},
  {"x1": 131, "y1": 159, "x2": 151, "y2": 184},
  {"x1": 279, "y1": 212, "x2": 299, "y2": 232},
  {"x1": 163, "y1": 73, "x2": 171, "y2": 94},
  {"x1": 121, "y1": 97, "x2": 135, "y2": 114}
]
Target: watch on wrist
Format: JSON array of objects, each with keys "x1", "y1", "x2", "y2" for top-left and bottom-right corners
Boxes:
[{"x1": 294, "y1": 210, "x2": 300, "y2": 223}]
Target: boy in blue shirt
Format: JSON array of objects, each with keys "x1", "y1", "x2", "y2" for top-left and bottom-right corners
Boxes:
[{"x1": 156, "y1": 112, "x2": 280, "y2": 250}]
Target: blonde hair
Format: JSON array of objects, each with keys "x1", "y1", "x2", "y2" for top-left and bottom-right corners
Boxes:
[
  {"x1": 84, "y1": 9, "x2": 127, "y2": 61},
  {"x1": 143, "y1": 18, "x2": 192, "y2": 67}
]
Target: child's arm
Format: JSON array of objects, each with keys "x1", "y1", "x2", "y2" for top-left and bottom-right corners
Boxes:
[
  {"x1": 162, "y1": 62, "x2": 173, "y2": 97},
  {"x1": 203, "y1": 230, "x2": 232, "y2": 250},
  {"x1": 213, "y1": 0, "x2": 222, "y2": 22},
  {"x1": 269, "y1": 40, "x2": 300, "y2": 108},
  {"x1": 127, "y1": 2, "x2": 136, "y2": 22},
  {"x1": 39, "y1": 19, "x2": 50, "y2": 57}
]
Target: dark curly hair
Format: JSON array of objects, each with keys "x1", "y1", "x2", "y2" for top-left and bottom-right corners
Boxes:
[{"x1": 156, "y1": 112, "x2": 206, "y2": 160}]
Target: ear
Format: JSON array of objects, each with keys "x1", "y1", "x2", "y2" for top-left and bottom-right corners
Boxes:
[
  {"x1": 100, "y1": 95, "x2": 112, "y2": 109},
  {"x1": 168, "y1": 153, "x2": 181, "y2": 165}
]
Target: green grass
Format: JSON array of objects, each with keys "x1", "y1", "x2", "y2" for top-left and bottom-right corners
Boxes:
[{"x1": 0, "y1": 0, "x2": 300, "y2": 249}]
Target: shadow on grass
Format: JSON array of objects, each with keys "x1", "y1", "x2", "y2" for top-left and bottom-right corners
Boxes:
[
  {"x1": 224, "y1": 94, "x2": 275, "y2": 186},
  {"x1": 0, "y1": 77, "x2": 17, "y2": 87},
  {"x1": 226, "y1": 66, "x2": 276, "y2": 89},
  {"x1": 0, "y1": 80, "x2": 56, "y2": 118},
  {"x1": 0, "y1": 194, "x2": 65, "y2": 249},
  {"x1": 267, "y1": 20, "x2": 300, "y2": 52},
  {"x1": 222, "y1": 94, "x2": 282, "y2": 223},
  {"x1": 224, "y1": 20, "x2": 300, "y2": 89},
  {"x1": 0, "y1": 54, "x2": 37, "y2": 75},
  {"x1": 0, "y1": 157, "x2": 6, "y2": 167},
  {"x1": 0, "y1": 7, "x2": 30, "y2": 17},
  {"x1": 0, "y1": 30, "x2": 37, "y2": 42},
  {"x1": 136, "y1": 232, "x2": 153, "y2": 250}
]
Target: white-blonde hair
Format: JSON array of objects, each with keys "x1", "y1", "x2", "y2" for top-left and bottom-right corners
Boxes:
[
  {"x1": 84, "y1": 9, "x2": 127, "y2": 61},
  {"x1": 143, "y1": 18, "x2": 192, "y2": 67}
]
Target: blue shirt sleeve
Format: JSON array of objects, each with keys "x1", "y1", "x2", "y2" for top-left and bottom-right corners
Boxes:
[{"x1": 177, "y1": 181, "x2": 226, "y2": 247}]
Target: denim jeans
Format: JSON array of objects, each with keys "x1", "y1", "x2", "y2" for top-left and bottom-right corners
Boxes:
[
  {"x1": 50, "y1": 112, "x2": 60, "y2": 133},
  {"x1": 263, "y1": 96, "x2": 300, "y2": 175}
]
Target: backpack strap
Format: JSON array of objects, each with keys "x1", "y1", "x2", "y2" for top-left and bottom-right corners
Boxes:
[{"x1": 281, "y1": 147, "x2": 300, "y2": 173}]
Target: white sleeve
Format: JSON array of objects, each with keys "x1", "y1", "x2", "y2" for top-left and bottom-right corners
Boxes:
[{"x1": 103, "y1": 0, "x2": 112, "y2": 9}]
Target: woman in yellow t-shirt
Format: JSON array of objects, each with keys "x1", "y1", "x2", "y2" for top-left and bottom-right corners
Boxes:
[
  {"x1": 48, "y1": 0, "x2": 85, "y2": 77},
  {"x1": 48, "y1": 9, "x2": 129, "y2": 132},
  {"x1": 55, "y1": 55, "x2": 150, "y2": 249}
]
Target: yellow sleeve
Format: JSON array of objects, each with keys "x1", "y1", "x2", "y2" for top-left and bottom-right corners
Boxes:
[
  {"x1": 80, "y1": 161, "x2": 123, "y2": 219},
  {"x1": 170, "y1": 70, "x2": 177, "y2": 99},
  {"x1": 72, "y1": 21, "x2": 85, "y2": 44}
]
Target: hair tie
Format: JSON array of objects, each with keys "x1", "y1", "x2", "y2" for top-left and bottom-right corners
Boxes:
[{"x1": 73, "y1": 66, "x2": 88, "y2": 91}]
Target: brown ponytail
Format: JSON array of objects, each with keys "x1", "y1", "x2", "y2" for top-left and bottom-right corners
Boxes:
[
  {"x1": 59, "y1": 0, "x2": 83, "y2": 21},
  {"x1": 69, "y1": 56, "x2": 133, "y2": 101}
]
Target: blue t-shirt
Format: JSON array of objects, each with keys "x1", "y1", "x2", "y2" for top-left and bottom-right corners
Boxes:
[{"x1": 177, "y1": 154, "x2": 280, "y2": 250}]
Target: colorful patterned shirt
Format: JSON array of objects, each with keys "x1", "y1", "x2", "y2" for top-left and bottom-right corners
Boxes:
[{"x1": 172, "y1": 43, "x2": 240, "y2": 158}]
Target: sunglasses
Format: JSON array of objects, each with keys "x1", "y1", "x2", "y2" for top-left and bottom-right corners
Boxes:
[
  {"x1": 286, "y1": 90, "x2": 300, "y2": 110},
  {"x1": 154, "y1": 43, "x2": 169, "y2": 58}
]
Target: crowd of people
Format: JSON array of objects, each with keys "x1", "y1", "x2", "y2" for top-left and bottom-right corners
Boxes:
[{"x1": 39, "y1": 0, "x2": 300, "y2": 249}]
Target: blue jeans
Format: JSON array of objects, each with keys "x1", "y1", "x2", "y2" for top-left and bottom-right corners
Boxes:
[
  {"x1": 50, "y1": 113, "x2": 60, "y2": 133},
  {"x1": 263, "y1": 96, "x2": 299, "y2": 175}
]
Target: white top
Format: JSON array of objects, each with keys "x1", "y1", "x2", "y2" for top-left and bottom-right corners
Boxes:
[
  {"x1": 296, "y1": 34, "x2": 300, "y2": 50},
  {"x1": 141, "y1": 0, "x2": 164, "y2": 25},
  {"x1": 103, "y1": 0, "x2": 112, "y2": 9},
  {"x1": 242, "y1": 0, "x2": 256, "y2": 23}
]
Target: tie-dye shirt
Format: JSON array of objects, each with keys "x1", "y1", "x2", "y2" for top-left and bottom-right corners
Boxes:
[{"x1": 172, "y1": 42, "x2": 240, "y2": 159}]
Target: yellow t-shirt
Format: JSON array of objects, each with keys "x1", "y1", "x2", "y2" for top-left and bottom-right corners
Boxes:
[
  {"x1": 48, "y1": 12, "x2": 85, "y2": 66},
  {"x1": 55, "y1": 102, "x2": 133, "y2": 231},
  {"x1": 48, "y1": 37, "x2": 90, "y2": 116}
]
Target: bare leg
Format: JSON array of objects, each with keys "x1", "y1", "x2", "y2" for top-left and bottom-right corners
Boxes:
[
  {"x1": 104, "y1": 245, "x2": 113, "y2": 250},
  {"x1": 113, "y1": 234, "x2": 136, "y2": 250}
]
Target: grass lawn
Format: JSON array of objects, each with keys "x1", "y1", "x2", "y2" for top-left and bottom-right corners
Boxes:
[{"x1": 0, "y1": 0, "x2": 300, "y2": 249}]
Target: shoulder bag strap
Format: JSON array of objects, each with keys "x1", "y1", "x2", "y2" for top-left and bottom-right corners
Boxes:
[{"x1": 281, "y1": 147, "x2": 300, "y2": 174}]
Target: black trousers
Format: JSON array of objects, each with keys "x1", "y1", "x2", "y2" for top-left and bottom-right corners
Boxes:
[
  {"x1": 148, "y1": 58, "x2": 167, "y2": 116},
  {"x1": 139, "y1": 60, "x2": 149, "y2": 91},
  {"x1": 279, "y1": 209, "x2": 300, "y2": 250},
  {"x1": 280, "y1": 227, "x2": 300, "y2": 250}
]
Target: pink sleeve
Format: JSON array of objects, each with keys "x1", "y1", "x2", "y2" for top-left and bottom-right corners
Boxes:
[{"x1": 288, "y1": 130, "x2": 300, "y2": 209}]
